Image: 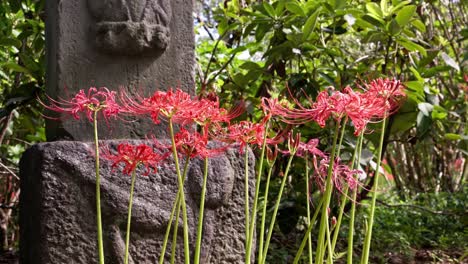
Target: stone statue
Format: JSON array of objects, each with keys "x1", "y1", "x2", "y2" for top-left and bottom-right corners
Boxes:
[
  {"x1": 87, "y1": 0, "x2": 172, "y2": 55},
  {"x1": 20, "y1": 141, "x2": 255, "y2": 263}
]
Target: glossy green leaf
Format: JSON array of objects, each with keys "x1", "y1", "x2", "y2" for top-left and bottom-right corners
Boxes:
[
  {"x1": 395, "y1": 5, "x2": 416, "y2": 26},
  {"x1": 391, "y1": 111, "x2": 417, "y2": 133},
  {"x1": 366, "y1": 2, "x2": 383, "y2": 19},
  {"x1": 411, "y1": 19, "x2": 426, "y2": 33},
  {"x1": 286, "y1": 2, "x2": 306, "y2": 17},
  {"x1": 431, "y1": 105, "x2": 448, "y2": 120},
  {"x1": 444, "y1": 133, "x2": 462, "y2": 140},
  {"x1": 2, "y1": 62, "x2": 30, "y2": 73},
  {"x1": 302, "y1": 8, "x2": 321, "y2": 41},
  {"x1": 263, "y1": 2, "x2": 276, "y2": 18},
  {"x1": 0, "y1": 37, "x2": 22, "y2": 48},
  {"x1": 397, "y1": 39, "x2": 427, "y2": 56},
  {"x1": 388, "y1": 19, "x2": 401, "y2": 35}
]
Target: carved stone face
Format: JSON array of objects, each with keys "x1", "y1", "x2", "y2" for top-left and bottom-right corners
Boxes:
[{"x1": 87, "y1": 0, "x2": 172, "y2": 55}]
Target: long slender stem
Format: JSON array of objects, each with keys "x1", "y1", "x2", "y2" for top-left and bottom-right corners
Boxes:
[
  {"x1": 315, "y1": 122, "x2": 341, "y2": 264},
  {"x1": 246, "y1": 122, "x2": 269, "y2": 264},
  {"x1": 171, "y1": 157, "x2": 191, "y2": 264},
  {"x1": 347, "y1": 134, "x2": 364, "y2": 264},
  {"x1": 244, "y1": 149, "x2": 250, "y2": 257},
  {"x1": 325, "y1": 218, "x2": 333, "y2": 264},
  {"x1": 331, "y1": 131, "x2": 361, "y2": 255},
  {"x1": 194, "y1": 155, "x2": 209, "y2": 264},
  {"x1": 258, "y1": 155, "x2": 277, "y2": 262},
  {"x1": 159, "y1": 155, "x2": 191, "y2": 264},
  {"x1": 361, "y1": 117, "x2": 387, "y2": 264},
  {"x1": 124, "y1": 170, "x2": 137, "y2": 264},
  {"x1": 169, "y1": 119, "x2": 190, "y2": 264},
  {"x1": 305, "y1": 154, "x2": 313, "y2": 264},
  {"x1": 293, "y1": 197, "x2": 324, "y2": 264},
  {"x1": 261, "y1": 153, "x2": 296, "y2": 264},
  {"x1": 93, "y1": 111, "x2": 105, "y2": 264},
  {"x1": 170, "y1": 198, "x2": 182, "y2": 264}
]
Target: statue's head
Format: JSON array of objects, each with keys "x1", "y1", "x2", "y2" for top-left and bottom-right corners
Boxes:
[{"x1": 87, "y1": 0, "x2": 171, "y2": 55}]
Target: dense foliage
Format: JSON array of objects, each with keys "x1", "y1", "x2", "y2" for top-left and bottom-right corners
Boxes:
[
  {"x1": 0, "y1": 0, "x2": 466, "y2": 261},
  {"x1": 194, "y1": 0, "x2": 467, "y2": 261},
  {"x1": 0, "y1": 0, "x2": 45, "y2": 251}
]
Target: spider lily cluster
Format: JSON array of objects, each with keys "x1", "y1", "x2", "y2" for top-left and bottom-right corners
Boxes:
[{"x1": 42, "y1": 78, "x2": 405, "y2": 264}]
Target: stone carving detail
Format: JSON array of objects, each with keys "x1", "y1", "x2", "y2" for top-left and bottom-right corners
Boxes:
[
  {"x1": 20, "y1": 141, "x2": 255, "y2": 263},
  {"x1": 87, "y1": 0, "x2": 172, "y2": 55}
]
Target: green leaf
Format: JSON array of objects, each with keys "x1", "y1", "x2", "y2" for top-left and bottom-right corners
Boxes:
[
  {"x1": 387, "y1": 19, "x2": 401, "y2": 35},
  {"x1": 286, "y1": 2, "x2": 306, "y2": 17},
  {"x1": 263, "y1": 2, "x2": 276, "y2": 18},
  {"x1": 395, "y1": 5, "x2": 416, "y2": 26},
  {"x1": 2, "y1": 62, "x2": 30, "y2": 73},
  {"x1": 333, "y1": 0, "x2": 346, "y2": 10},
  {"x1": 240, "y1": 61, "x2": 262, "y2": 71},
  {"x1": 275, "y1": 1, "x2": 285, "y2": 15},
  {"x1": 391, "y1": 111, "x2": 417, "y2": 133},
  {"x1": 366, "y1": 2, "x2": 383, "y2": 19},
  {"x1": 411, "y1": 19, "x2": 426, "y2": 33},
  {"x1": 19, "y1": 53, "x2": 40, "y2": 72},
  {"x1": 431, "y1": 105, "x2": 447, "y2": 120},
  {"x1": 0, "y1": 37, "x2": 22, "y2": 48},
  {"x1": 397, "y1": 39, "x2": 427, "y2": 56},
  {"x1": 381, "y1": 0, "x2": 388, "y2": 15},
  {"x1": 444, "y1": 133, "x2": 462, "y2": 141},
  {"x1": 388, "y1": 0, "x2": 412, "y2": 15},
  {"x1": 302, "y1": 8, "x2": 321, "y2": 41}
]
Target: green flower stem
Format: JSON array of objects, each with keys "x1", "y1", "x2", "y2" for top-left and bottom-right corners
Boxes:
[
  {"x1": 331, "y1": 132, "x2": 362, "y2": 255},
  {"x1": 258, "y1": 155, "x2": 277, "y2": 262},
  {"x1": 261, "y1": 152, "x2": 296, "y2": 264},
  {"x1": 293, "y1": 197, "x2": 324, "y2": 264},
  {"x1": 243, "y1": 149, "x2": 250, "y2": 256},
  {"x1": 325, "y1": 219, "x2": 333, "y2": 263},
  {"x1": 347, "y1": 133, "x2": 364, "y2": 264},
  {"x1": 124, "y1": 170, "x2": 138, "y2": 264},
  {"x1": 305, "y1": 154, "x2": 313, "y2": 264},
  {"x1": 93, "y1": 111, "x2": 105, "y2": 264},
  {"x1": 361, "y1": 116, "x2": 387, "y2": 264},
  {"x1": 168, "y1": 119, "x2": 190, "y2": 264},
  {"x1": 158, "y1": 155, "x2": 191, "y2": 264},
  {"x1": 246, "y1": 122, "x2": 269, "y2": 264},
  {"x1": 171, "y1": 156, "x2": 191, "y2": 264},
  {"x1": 170, "y1": 198, "x2": 182, "y2": 264},
  {"x1": 336, "y1": 117, "x2": 348, "y2": 158},
  {"x1": 193, "y1": 155, "x2": 209, "y2": 264},
  {"x1": 315, "y1": 122, "x2": 341, "y2": 264}
]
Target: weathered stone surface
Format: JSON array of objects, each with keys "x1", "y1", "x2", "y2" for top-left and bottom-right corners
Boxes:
[
  {"x1": 20, "y1": 140, "x2": 255, "y2": 263},
  {"x1": 45, "y1": 0, "x2": 195, "y2": 141}
]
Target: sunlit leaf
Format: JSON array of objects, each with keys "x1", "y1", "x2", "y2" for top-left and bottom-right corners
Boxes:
[{"x1": 395, "y1": 5, "x2": 416, "y2": 27}]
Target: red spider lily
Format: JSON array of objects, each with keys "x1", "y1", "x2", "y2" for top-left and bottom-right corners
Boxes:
[
  {"x1": 312, "y1": 157, "x2": 362, "y2": 193},
  {"x1": 42, "y1": 87, "x2": 121, "y2": 122},
  {"x1": 295, "y1": 138, "x2": 326, "y2": 158},
  {"x1": 363, "y1": 78, "x2": 405, "y2": 117},
  {"x1": 260, "y1": 97, "x2": 293, "y2": 120},
  {"x1": 121, "y1": 88, "x2": 197, "y2": 124},
  {"x1": 172, "y1": 128, "x2": 227, "y2": 159},
  {"x1": 189, "y1": 97, "x2": 244, "y2": 134},
  {"x1": 101, "y1": 143, "x2": 167, "y2": 175},
  {"x1": 224, "y1": 120, "x2": 278, "y2": 152}
]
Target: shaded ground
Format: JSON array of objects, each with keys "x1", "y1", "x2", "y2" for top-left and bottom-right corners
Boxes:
[
  {"x1": 0, "y1": 251, "x2": 17, "y2": 264},
  {"x1": 381, "y1": 248, "x2": 467, "y2": 264}
]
